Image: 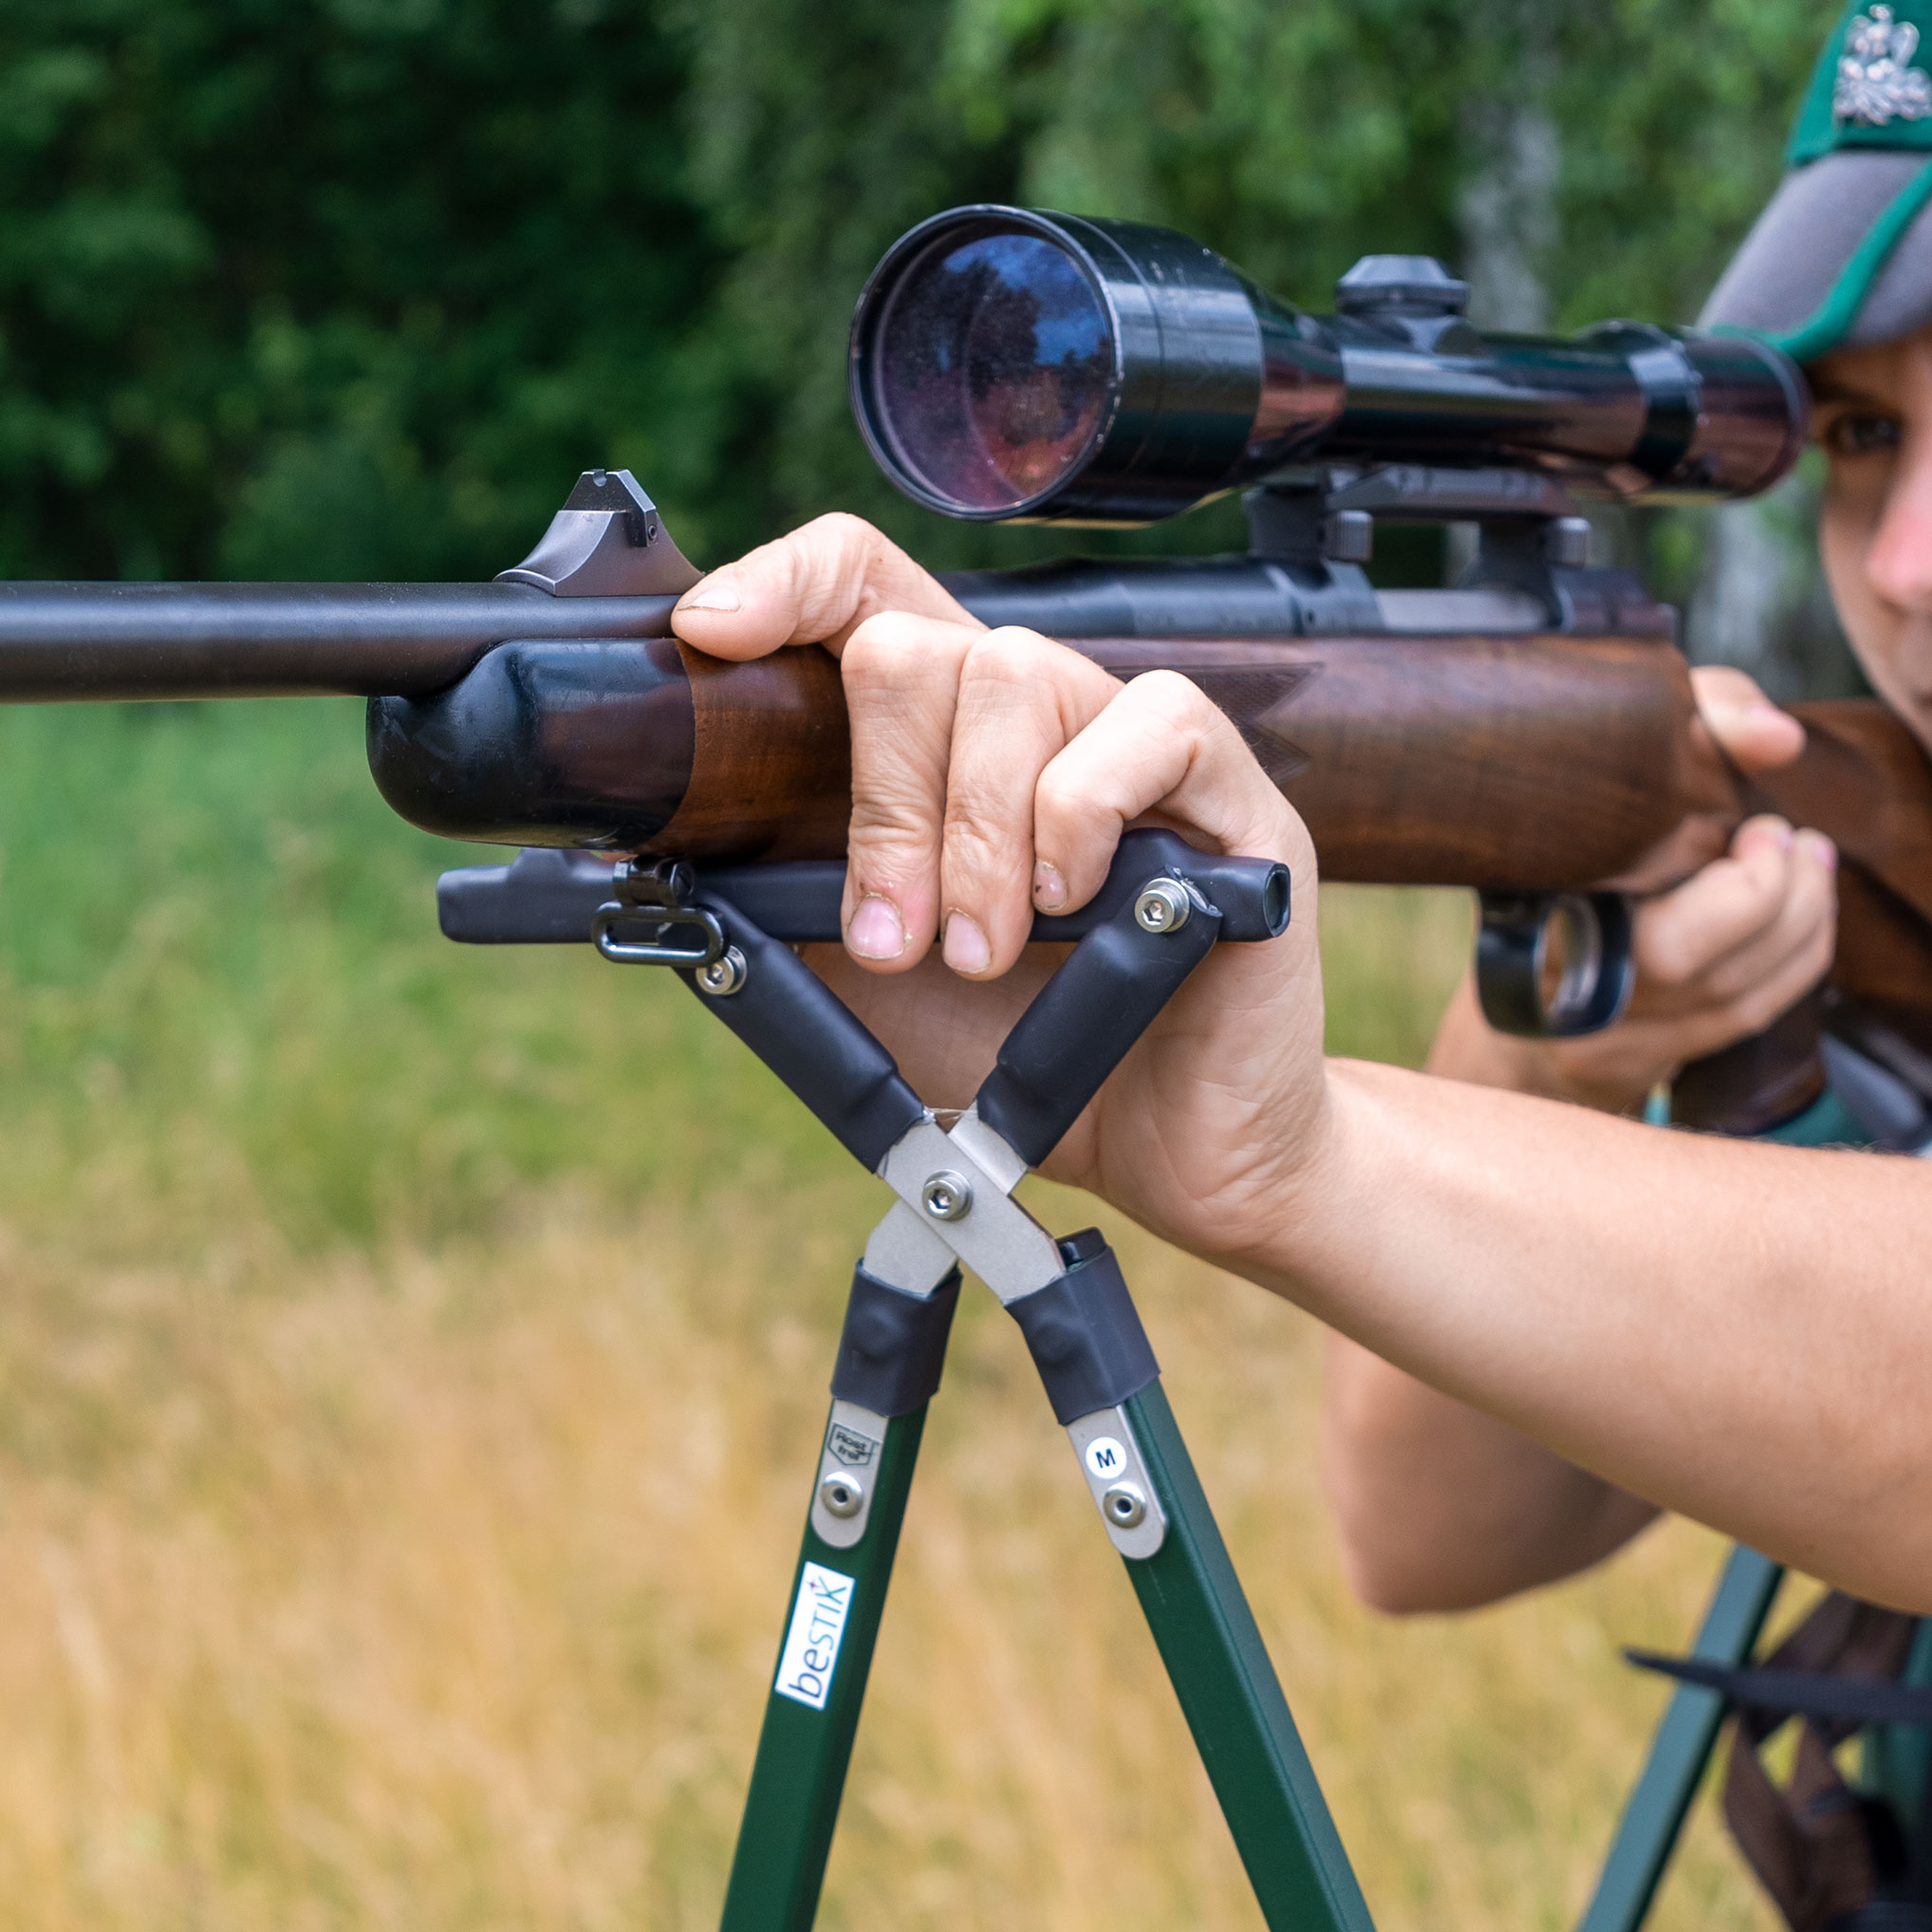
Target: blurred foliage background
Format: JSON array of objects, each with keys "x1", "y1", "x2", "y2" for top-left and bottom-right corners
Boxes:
[
  {"x1": 0, "y1": 0, "x2": 1852, "y2": 604},
  {"x1": 0, "y1": 1, "x2": 1852, "y2": 1926}
]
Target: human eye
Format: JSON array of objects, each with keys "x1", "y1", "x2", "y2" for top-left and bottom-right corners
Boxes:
[{"x1": 1819, "y1": 410, "x2": 1903, "y2": 457}]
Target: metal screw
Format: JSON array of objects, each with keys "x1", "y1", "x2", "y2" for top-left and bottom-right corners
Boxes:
[
  {"x1": 1548, "y1": 516, "x2": 1592, "y2": 568},
  {"x1": 1320, "y1": 507, "x2": 1374, "y2": 564},
  {"x1": 1134, "y1": 879, "x2": 1192, "y2": 935},
  {"x1": 920, "y1": 1170, "x2": 973, "y2": 1221},
  {"x1": 1102, "y1": 1482, "x2": 1148, "y2": 1529},
  {"x1": 695, "y1": 945, "x2": 748, "y2": 996},
  {"x1": 818, "y1": 1472, "x2": 865, "y2": 1519}
]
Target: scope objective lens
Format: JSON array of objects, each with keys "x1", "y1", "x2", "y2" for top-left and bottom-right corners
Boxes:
[{"x1": 871, "y1": 231, "x2": 1115, "y2": 513}]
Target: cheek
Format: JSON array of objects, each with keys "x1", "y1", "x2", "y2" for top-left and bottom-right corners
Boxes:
[
  {"x1": 1817, "y1": 507, "x2": 1916, "y2": 716},
  {"x1": 1818, "y1": 471, "x2": 1892, "y2": 645}
]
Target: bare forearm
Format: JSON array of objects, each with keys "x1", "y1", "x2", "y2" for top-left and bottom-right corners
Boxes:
[
  {"x1": 1330, "y1": 970, "x2": 1664, "y2": 1608},
  {"x1": 1242, "y1": 1060, "x2": 1932, "y2": 1609},
  {"x1": 1323, "y1": 1335, "x2": 1658, "y2": 1612}
]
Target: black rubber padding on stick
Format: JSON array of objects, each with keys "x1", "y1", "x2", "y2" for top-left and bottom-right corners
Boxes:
[
  {"x1": 680, "y1": 899, "x2": 926, "y2": 1171},
  {"x1": 975, "y1": 894, "x2": 1218, "y2": 1170},
  {"x1": 1007, "y1": 1233, "x2": 1159, "y2": 1425},
  {"x1": 829, "y1": 1264, "x2": 962, "y2": 1417}
]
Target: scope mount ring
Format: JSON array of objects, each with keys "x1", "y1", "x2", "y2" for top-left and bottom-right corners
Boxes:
[{"x1": 591, "y1": 900, "x2": 727, "y2": 968}]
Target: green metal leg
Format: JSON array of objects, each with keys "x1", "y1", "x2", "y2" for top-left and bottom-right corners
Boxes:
[
  {"x1": 718, "y1": 1401, "x2": 929, "y2": 1932},
  {"x1": 1121, "y1": 1381, "x2": 1377, "y2": 1932},
  {"x1": 1575, "y1": 1543, "x2": 1785, "y2": 1932}
]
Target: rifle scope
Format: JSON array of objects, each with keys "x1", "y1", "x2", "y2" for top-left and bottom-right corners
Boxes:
[{"x1": 848, "y1": 206, "x2": 1808, "y2": 525}]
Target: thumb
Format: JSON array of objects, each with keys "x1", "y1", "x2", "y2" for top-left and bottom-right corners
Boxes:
[
  {"x1": 672, "y1": 511, "x2": 978, "y2": 662},
  {"x1": 1692, "y1": 664, "x2": 1806, "y2": 775}
]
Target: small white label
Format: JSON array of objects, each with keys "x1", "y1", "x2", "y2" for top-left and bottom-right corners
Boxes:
[
  {"x1": 827, "y1": 1422, "x2": 878, "y2": 1468},
  {"x1": 773, "y1": 1561, "x2": 856, "y2": 1711},
  {"x1": 1084, "y1": 1436, "x2": 1128, "y2": 1481}
]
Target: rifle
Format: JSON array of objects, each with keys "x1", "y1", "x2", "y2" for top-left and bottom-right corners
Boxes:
[{"x1": 1, "y1": 206, "x2": 1927, "y2": 1137}]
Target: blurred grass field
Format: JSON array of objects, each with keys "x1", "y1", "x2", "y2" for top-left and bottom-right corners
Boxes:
[{"x1": 0, "y1": 697, "x2": 1785, "y2": 1932}]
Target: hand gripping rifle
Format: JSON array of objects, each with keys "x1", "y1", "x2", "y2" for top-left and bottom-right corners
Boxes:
[{"x1": 0, "y1": 205, "x2": 1915, "y2": 1925}]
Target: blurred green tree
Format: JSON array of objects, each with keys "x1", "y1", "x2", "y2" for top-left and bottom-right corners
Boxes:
[
  {"x1": 0, "y1": 0, "x2": 1838, "y2": 583},
  {"x1": 0, "y1": 0, "x2": 732, "y2": 579}
]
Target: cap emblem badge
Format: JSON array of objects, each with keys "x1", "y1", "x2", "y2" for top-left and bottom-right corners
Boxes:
[{"x1": 1835, "y1": 5, "x2": 1932, "y2": 125}]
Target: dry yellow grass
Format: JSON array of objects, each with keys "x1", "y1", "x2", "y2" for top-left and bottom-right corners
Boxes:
[{"x1": 0, "y1": 885, "x2": 1790, "y2": 1930}]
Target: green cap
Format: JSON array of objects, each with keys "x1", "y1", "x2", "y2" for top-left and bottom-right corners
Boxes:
[{"x1": 1701, "y1": 3, "x2": 1932, "y2": 360}]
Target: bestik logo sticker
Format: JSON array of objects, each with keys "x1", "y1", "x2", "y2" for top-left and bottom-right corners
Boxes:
[{"x1": 773, "y1": 1562, "x2": 855, "y2": 1711}]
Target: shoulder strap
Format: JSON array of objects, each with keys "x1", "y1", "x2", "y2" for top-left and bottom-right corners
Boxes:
[{"x1": 1629, "y1": 1592, "x2": 1922, "y2": 1932}]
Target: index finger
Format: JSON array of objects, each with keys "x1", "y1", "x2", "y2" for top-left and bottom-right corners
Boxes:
[
  {"x1": 1032, "y1": 671, "x2": 1302, "y2": 910},
  {"x1": 670, "y1": 511, "x2": 980, "y2": 661}
]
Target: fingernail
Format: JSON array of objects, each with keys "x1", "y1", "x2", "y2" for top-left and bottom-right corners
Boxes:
[
  {"x1": 1803, "y1": 829, "x2": 1839, "y2": 871},
  {"x1": 846, "y1": 895, "x2": 905, "y2": 960},
  {"x1": 941, "y1": 911, "x2": 990, "y2": 975},
  {"x1": 677, "y1": 575, "x2": 740, "y2": 615},
  {"x1": 1750, "y1": 819, "x2": 1794, "y2": 852},
  {"x1": 1032, "y1": 860, "x2": 1067, "y2": 911}
]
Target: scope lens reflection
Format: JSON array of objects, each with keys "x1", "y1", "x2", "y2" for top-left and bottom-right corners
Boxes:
[{"x1": 872, "y1": 230, "x2": 1114, "y2": 512}]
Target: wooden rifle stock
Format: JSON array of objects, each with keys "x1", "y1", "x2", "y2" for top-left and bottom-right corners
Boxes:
[
  {"x1": 636, "y1": 631, "x2": 1738, "y2": 885},
  {"x1": 1696, "y1": 700, "x2": 1932, "y2": 1133},
  {"x1": 598, "y1": 631, "x2": 1932, "y2": 1127}
]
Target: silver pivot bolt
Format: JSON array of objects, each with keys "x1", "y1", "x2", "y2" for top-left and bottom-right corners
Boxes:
[
  {"x1": 920, "y1": 1170, "x2": 973, "y2": 1221},
  {"x1": 1134, "y1": 878, "x2": 1192, "y2": 934},
  {"x1": 1102, "y1": 1482, "x2": 1148, "y2": 1529},
  {"x1": 818, "y1": 1471, "x2": 865, "y2": 1519},
  {"x1": 695, "y1": 945, "x2": 748, "y2": 996}
]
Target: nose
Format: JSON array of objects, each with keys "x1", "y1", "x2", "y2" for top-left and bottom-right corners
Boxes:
[{"x1": 1865, "y1": 429, "x2": 1932, "y2": 612}]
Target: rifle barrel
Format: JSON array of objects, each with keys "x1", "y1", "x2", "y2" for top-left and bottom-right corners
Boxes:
[{"x1": 0, "y1": 583, "x2": 678, "y2": 700}]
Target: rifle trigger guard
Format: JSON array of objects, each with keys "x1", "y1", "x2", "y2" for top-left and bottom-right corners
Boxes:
[
  {"x1": 591, "y1": 901, "x2": 726, "y2": 968},
  {"x1": 1475, "y1": 890, "x2": 1635, "y2": 1039}
]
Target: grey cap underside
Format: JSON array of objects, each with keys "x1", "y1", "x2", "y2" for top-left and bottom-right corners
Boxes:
[{"x1": 1700, "y1": 150, "x2": 1932, "y2": 351}]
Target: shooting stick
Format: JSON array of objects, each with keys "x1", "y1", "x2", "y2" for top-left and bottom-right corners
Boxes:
[
  {"x1": 454, "y1": 829, "x2": 1782, "y2": 1931},
  {"x1": 601, "y1": 830, "x2": 1364, "y2": 1929}
]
